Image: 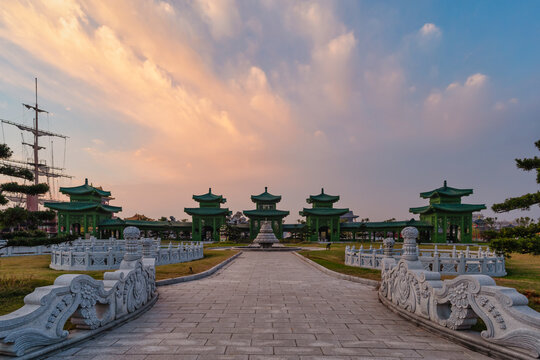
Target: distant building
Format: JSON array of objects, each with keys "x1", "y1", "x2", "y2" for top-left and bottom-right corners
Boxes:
[{"x1": 340, "y1": 211, "x2": 359, "y2": 223}]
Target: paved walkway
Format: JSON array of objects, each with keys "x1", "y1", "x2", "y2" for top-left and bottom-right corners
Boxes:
[{"x1": 50, "y1": 252, "x2": 490, "y2": 360}]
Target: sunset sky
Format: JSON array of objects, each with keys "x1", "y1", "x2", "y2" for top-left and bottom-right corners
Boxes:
[{"x1": 0, "y1": 0, "x2": 539, "y2": 222}]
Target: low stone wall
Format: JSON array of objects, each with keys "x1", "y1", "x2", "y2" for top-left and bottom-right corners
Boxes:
[
  {"x1": 345, "y1": 243, "x2": 506, "y2": 276},
  {"x1": 378, "y1": 227, "x2": 540, "y2": 359},
  {"x1": 49, "y1": 238, "x2": 203, "y2": 270},
  {"x1": 0, "y1": 227, "x2": 158, "y2": 358}
]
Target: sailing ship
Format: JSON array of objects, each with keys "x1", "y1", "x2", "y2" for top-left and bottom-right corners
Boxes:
[{"x1": 0, "y1": 78, "x2": 72, "y2": 212}]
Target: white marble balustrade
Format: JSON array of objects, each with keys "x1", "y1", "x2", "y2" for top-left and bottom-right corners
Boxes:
[
  {"x1": 50, "y1": 237, "x2": 204, "y2": 270},
  {"x1": 345, "y1": 243, "x2": 506, "y2": 277}
]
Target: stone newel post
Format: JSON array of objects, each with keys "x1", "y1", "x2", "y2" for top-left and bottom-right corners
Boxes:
[
  {"x1": 142, "y1": 238, "x2": 154, "y2": 258},
  {"x1": 383, "y1": 237, "x2": 395, "y2": 258},
  {"x1": 123, "y1": 226, "x2": 141, "y2": 261},
  {"x1": 401, "y1": 226, "x2": 419, "y2": 261}
]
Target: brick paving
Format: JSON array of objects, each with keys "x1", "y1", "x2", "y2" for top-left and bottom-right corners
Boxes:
[{"x1": 49, "y1": 252, "x2": 490, "y2": 359}]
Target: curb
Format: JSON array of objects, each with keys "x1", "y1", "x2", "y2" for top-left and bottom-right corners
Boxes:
[
  {"x1": 156, "y1": 251, "x2": 242, "y2": 286},
  {"x1": 292, "y1": 251, "x2": 380, "y2": 287}
]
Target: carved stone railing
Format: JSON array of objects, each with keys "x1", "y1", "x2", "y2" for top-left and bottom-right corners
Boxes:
[
  {"x1": 345, "y1": 243, "x2": 506, "y2": 277},
  {"x1": 0, "y1": 244, "x2": 54, "y2": 257},
  {"x1": 0, "y1": 227, "x2": 158, "y2": 358},
  {"x1": 379, "y1": 227, "x2": 540, "y2": 359},
  {"x1": 49, "y1": 238, "x2": 203, "y2": 271}
]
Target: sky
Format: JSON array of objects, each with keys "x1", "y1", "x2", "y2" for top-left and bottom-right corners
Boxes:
[{"x1": 0, "y1": 0, "x2": 539, "y2": 222}]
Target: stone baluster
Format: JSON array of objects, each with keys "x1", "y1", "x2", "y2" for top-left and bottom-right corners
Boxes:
[
  {"x1": 457, "y1": 251, "x2": 466, "y2": 273},
  {"x1": 452, "y1": 245, "x2": 457, "y2": 258},
  {"x1": 107, "y1": 246, "x2": 113, "y2": 265},
  {"x1": 465, "y1": 246, "x2": 470, "y2": 258},
  {"x1": 433, "y1": 245, "x2": 440, "y2": 272}
]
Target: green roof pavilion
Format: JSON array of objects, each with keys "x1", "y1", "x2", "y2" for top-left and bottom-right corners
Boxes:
[
  {"x1": 300, "y1": 188, "x2": 349, "y2": 241},
  {"x1": 44, "y1": 178, "x2": 122, "y2": 237},
  {"x1": 243, "y1": 187, "x2": 289, "y2": 239},
  {"x1": 184, "y1": 188, "x2": 231, "y2": 241},
  {"x1": 409, "y1": 180, "x2": 486, "y2": 243}
]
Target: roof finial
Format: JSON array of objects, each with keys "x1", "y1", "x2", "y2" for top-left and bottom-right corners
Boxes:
[
  {"x1": 321, "y1": 187, "x2": 324, "y2": 194},
  {"x1": 265, "y1": 186, "x2": 268, "y2": 192},
  {"x1": 209, "y1": 187, "x2": 212, "y2": 193},
  {"x1": 85, "y1": 178, "x2": 88, "y2": 185},
  {"x1": 444, "y1": 180, "x2": 447, "y2": 187}
]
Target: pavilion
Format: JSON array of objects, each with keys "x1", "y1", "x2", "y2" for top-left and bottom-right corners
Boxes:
[
  {"x1": 184, "y1": 188, "x2": 231, "y2": 241},
  {"x1": 299, "y1": 188, "x2": 349, "y2": 242},
  {"x1": 409, "y1": 181, "x2": 486, "y2": 243},
  {"x1": 44, "y1": 179, "x2": 122, "y2": 237},
  {"x1": 243, "y1": 187, "x2": 289, "y2": 239}
]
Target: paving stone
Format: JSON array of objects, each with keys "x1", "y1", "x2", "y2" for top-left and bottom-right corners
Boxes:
[{"x1": 46, "y1": 252, "x2": 486, "y2": 359}]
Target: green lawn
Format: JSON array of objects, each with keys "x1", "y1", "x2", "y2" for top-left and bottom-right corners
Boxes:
[
  {"x1": 298, "y1": 245, "x2": 540, "y2": 312},
  {"x1": 0, "y1": 249, "x2": 238, "y2": 316}
]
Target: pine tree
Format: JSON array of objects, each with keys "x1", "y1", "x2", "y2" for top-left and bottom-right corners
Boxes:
[
  {"x1": 492, "y1": 140, "x2": 540, "y2": 213},
  {"x1": 0, "y1": 143, "x2": 54, "y2": 232}
]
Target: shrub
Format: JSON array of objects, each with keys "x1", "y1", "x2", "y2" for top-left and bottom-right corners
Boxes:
[{"x1": 490, "y1": 236, "x2": 540, "y2": 257}]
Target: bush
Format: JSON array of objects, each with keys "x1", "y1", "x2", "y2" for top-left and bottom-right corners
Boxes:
[
  {"x1": 490, "y1": 236, "x2": 540, "y2": 257},
  {"x1": 1, "y1": 234, "x2": 77, "y2": 248}
]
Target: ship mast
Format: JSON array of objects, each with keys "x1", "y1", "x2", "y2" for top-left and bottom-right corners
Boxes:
[{"x1": 0, "y1": 78, "x2": 72, "y2": 211}]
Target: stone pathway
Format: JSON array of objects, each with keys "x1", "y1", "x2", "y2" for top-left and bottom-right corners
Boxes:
[{"x1": 49, "y1": 252, "x2": 490, "y2": 360}]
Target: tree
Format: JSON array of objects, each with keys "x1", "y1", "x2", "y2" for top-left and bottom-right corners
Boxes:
[
  {"x1": 158, "y1": 216, "x2": 168, "y2": 222},
  {"x1": 0, "y1": 144, "x2": 51, "y2": 232},
  {"x1": 492, "y1": 140, "x2": 540, "y2": 213}
]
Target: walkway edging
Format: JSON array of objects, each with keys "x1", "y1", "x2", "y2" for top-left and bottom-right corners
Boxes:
[
  {"x1": 293, "y1": 251, "x2": 379, "y2": 287},
  {"x1": 156, "y1": 251, "x2": 242, "y2": 286}
]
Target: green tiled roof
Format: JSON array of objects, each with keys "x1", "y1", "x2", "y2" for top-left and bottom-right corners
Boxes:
[
  {"x1": 99, "y1": 218, "x2": 192, "y2": 229},
  {"x1": 410, "y1": 203, "x2": 486, "y2": 214},
  {"x1": 251, "y1": 187, "x2": 281, "y2": 203},
  {"x1": 184, "y1": 207, "x2": 231, "y2": 216},
  {"x1": 307, "y1": 188, "x2": 340, "y2": 203},
  {"x1": 59, "y1": 179, "x2": 111, "y2": 197},
  {"x1": 420, "y1": 181, "x2": 473, "y2": 198},
  {"x1": 243, "y1": 209, "x2": 290, "y2": 217},
  {"x1": 193, "y1": 188, "x2": 226, "y2": 203},
  {"x1": 300, "y1": 208, "x2": 349, "y2": 216},
  {"x1": 44, "y1": 201, "x2": 122, "y2": 213}
]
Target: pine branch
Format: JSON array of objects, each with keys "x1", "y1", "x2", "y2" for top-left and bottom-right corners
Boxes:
[
  {"x1": 1, "y1": 182, "x2": 49, "y2": 195},
  {"x1": 515, "y1": 156, "x2": 540, "y2": 172},
  {"x1": 0, "y1": 165, "x2": 34, "y2": 181},
  {"x1": 492, "y1": 191, "x2": 540, "y2": 213},
  {"x1": 0, "y1": 144, "x2": 12, "y2": 159}
]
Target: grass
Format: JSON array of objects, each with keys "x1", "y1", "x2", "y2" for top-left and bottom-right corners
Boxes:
[
  {"x1": 0, "y1": 249, "x2": 238, "y2": 316},
  {"x1": 298, "y1": 245, "x2": 540, "y2": 312},
  {"x1": 154, "y1": 250, "x2": 237, "y2": 280}
]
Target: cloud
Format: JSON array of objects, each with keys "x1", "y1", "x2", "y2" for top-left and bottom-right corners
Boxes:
[
  {"x1": 195, "y1": 0, "x2": 241, "y2": 39},
  {"x1": 419, "y1": 23, "x2": 441, "y2": 38},
  {"x1": 416, "y1": 23, "x2": 441, "y2": 48},
  {"x1": 423, "y1": 73, "x2": 490, "y2": 135}
]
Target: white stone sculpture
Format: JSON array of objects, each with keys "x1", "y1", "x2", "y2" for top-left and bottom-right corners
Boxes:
[
  {"x1": 0, "y1": 227, "x2": 157, "y2": 357},
  {"x1": 379, "y1": 226, "x2": 540, "y2": 358}
]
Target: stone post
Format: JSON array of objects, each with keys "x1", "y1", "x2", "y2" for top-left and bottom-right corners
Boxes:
[
  {"x1": 142, "y1": 238, "x2": 153, "y2": 258},
  {"x1": 123, "y1": 226, "x2": 141, "y2": 261},
  {"x1": 383, "y1": 237, "x2": 395, "y2": 258},
  {"x1": 401, "y1": 226, "x2": 419, "y2": 261}
]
